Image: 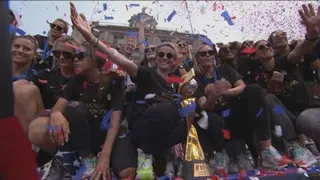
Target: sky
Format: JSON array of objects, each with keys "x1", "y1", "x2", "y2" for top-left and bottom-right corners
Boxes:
[{"x1": 9, "y1": 1, "x2": 319, "y2": 44}]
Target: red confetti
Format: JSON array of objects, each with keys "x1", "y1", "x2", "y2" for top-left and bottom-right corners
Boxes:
[
  {"x1": 83, "y1": 81, "x2": 88, "y2": 89},
  {"x1": 126, "y1": 4, "x2": 128, "y2": 11},
  {"x1": 38, "y1": 79, "x2": 48, "y2": 84},
  {"x1": 167, "y1": 75, "x2": 182, "y2": 84},
  {"x1": 222, "y1": 129, "x2": 231, "y2": 139},
  {"x1": 231, "y1": 16, "x2": 236, "y2": 19},
  {"x1": 60, "y1": 84, "x2": 66, "y2": 91}
]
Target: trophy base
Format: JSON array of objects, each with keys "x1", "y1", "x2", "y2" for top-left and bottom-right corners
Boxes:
[{"x1": 181, "y1": 160, "x2": 211, "y2": 180}]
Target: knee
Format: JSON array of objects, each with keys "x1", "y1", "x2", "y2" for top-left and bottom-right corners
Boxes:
[
  {"x1": 297, "y1": 109, "x2": 320, "y2": 134},
  {"x1": 14, "y1": 83, "x2": 40, "y2": 100},
  {"x1": 118, "y1": 167, "x2": 136, "y2": 179},
  {"x1": 265, "y1": 93, "x2": 278, "y2": 105},
  {"x1": 28, "y1": 117, "x2": 49, "y2": 145}
]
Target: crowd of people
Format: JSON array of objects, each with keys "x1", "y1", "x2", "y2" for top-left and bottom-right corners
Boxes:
[{"x1": 9, "y1": 2, "x2": 320, "y2": 180}]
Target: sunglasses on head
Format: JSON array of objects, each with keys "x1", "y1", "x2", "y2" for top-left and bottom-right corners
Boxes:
[
  {"x1": 74, "y1": 52, "x2": 89, "y2": 61},
  {"x1": 50, "y1": 23, "x2": 64, "y2": 31},
  {"x1": 198, "y1": 50, "x2": 215, "y2": 57},
  {"x1": 158, "y1": 51, "x2": 174, "y2": 59},
  {"x1": 257, "y1": 43, "x2": 272, "y2": 51},
  {"x1": 52, "y1": 50, "x2": 74, "y2": 59},
  {"x1": 144, "y1": 47, "x2": 155, "y2": 53}
]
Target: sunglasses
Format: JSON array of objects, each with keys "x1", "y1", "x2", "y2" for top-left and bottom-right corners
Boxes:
[
  {"x1": 272, "y1": 31, "x2": 287, "y2": 38},
  {"x1": 257, "y1": 43, "x2": 272, "y2": 51},
  {"x1": 198, "y1": 50, "x2": 215, "y2": 57},
  {"x1": 178, "y1": 43, "x2": 187, "y2": 48},
  {"x1": 144, "y1": 47, "x2": 155, "y2": 53},
  {"x1": 219, "y1": 47, "x2": 230, "y2": 53},
  {"x1": 50, "y1": 23, "x2": 64, "y2": 31},
  {"x1": 52, "y1": 50, "x2": 74, "y2": 59},
  {"x1": 74, "y1": 52, "x2": 89, "y2": 61},
  {"x1": 158, "y1": 51, "x2": 174, "y2": 59}
]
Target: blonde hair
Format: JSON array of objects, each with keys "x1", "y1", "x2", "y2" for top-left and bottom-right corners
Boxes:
[
  {"x1": 54, "y1": 18, "x2": 69, "y2": 34},
  {"x1": 193, "y1": 44, "x2": 215, "y2": 75},
  {"x1": 52, "y1": 35, "x2": 79, "y2": 69},
  {"x1": 155, "y1": 42, "x2": 179, "y2": 60}
]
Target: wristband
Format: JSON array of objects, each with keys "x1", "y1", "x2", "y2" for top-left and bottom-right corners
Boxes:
[{"x1": 305, "y1": 34, "x2": 319, "y2": 42}]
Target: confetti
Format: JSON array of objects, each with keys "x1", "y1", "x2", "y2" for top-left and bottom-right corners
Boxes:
[
  {"x1": 103, "y1": 3, "x2": 107, "y2": 11},
  {"x1": 55, "y1": 5, "x2": 59, "y2": 11},
  {"x1": 43, "y1": 31, "x2": 46, "y2": 35},
  {"x1": 256, "y1": 108, "x2": 264, "y2": 118},
  {"x1": 222, "y1": 108, "x2": 230, "y2": 118},
  {"x1": 272, "y1": 104, "x2": 284, "y2": 115},
  {"x1": 221, "y1": 10, "x2": 234, "y2": 26},
  {"x1": 167, "y1": 10, "x2": 177, "y2": 22},
  {"x1": 9, "y1": 25, "x2": 26, "y2": 35},
  {"x1": 129, "y1": 3, "x2": 140, "y2": 8},
  {"x1": 104, "y1": 15, "x2": 114, "y2": 20},
  {"x1": 126, "y1": 4, "x2": 128, "y2": 11}
]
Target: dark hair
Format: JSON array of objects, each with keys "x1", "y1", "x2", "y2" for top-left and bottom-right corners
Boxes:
[
  {"x1": 13, "y1": 35, "x2": 39, "y2": 53},
  {"x1": 8, "y1": 9, "x2": 16, "y2": 24}
]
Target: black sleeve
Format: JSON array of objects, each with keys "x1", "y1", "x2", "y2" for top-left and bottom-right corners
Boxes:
[
  {"x1": 277, "y1": 55, "x2": 296, "y2": 70},
  {"x1": 218, "y1": 64, "x2": 242, "y2": 85},
  {"x1": 111, "y1": 79, "x2": 125, "y2": 111},
  {"x1": 27, "y1": 70, "x2": 48, "y2": 88},
  {"x1": 304, "y1": 50, "x2": 318, "y2": 64},
  {"x1": 195, "y1": 76, "x2": 205, "y2": 99},
  {"x1": 59, "y1": 76, "x2": 79, "y2": 101},
  {"x1": 131, "y1": 66, "x2": 152, "y2": 84}
]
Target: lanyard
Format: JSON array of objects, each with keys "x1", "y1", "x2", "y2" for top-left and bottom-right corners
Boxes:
[
  {"x1": 204, "y1": 69, "x2": 218, "y2": 85},
  {"x1": 12, "y1": 70, "x2": 29, "y2": 82},
  {"x1": 41, "y1": 38, "x2": 52, "y2": 61}
]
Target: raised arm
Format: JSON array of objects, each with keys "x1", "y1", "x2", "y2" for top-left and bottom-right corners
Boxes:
[
  {"x1": 70, "y1": 2, "x2": 139, "y2": 78},
  {"x1": 288, "y1": 4, "x2": 320, "y2": 63}
]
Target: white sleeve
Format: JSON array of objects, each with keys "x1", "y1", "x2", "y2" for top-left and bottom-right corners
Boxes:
[{"x1": 125, "y1": 74, "x2": 135, "y2": 87}]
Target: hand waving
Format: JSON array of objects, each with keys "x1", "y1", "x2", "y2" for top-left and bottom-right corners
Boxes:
[
  {"x1": 299, "y1": 4, "x2": 320, "y2": 39},
  {"x1": 70, "y1": 2, "x2": 92, "y2": 40}
]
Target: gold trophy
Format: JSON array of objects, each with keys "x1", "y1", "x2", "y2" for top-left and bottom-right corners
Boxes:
[{"x1": 179, "y1": 68, "x2": 211, "y2": 179}]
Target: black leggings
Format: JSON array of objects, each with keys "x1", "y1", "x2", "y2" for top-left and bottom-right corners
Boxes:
[
  {"x1": 60, "y1": 102, "x2": 137, "y2": 176},
  {"x1": 132, "y1": 102, "x2": 188, "y2": 155},
  {"x1": 226, "y1": 84, "x2": 271, "y2": 142},
  {"x1": 194, "y1": 112, "x2": 225, "y2": 153}
]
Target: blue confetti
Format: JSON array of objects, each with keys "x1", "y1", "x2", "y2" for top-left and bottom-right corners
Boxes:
[
  {"x1": 136, "y1": 14, "x2": 141, "y2": 21},
  {"x1": 9, "y1": 25, "x2": 26, "y2": 35},
  {"x1": 125, "y1": 32, "x2": 138, "y2": 37},
  {"x1": 222, "y1": 108, "x2": 231, "y2": 118},
  {"x1": 273, "y1": 104, "x2": 284, "y2": 115},
  {"x1": 100, "y1": 109, "x2": 114, "y2": 131},
  {"x1": 256, "y1": 108, "x2": 264, "y2": 118},
  {"x1": 55, "y1": 5, "x2": 59, "y2": 11},
  {"x1": 43, "y1": 31, "x2": 46, "y2": 35},
  {"x1": 221, "y1": 10, "x2": 234, "y2": 26},
  {"x1": 129, "y1": 3, "x2": 140, "y2": 8},
  {"x1": 179, "y1": 101, "x2": 197, "y2": 117},
  {"x1": 72, "y1": 165, "x2": 86, "y2": 180},
  {"x1": 167, "y1": 10, "x2": 177, "y2": 22},
  {"x1": 47, "y1": 125, "x2": 56, "y2": 131},
  {"x1": 158, "y1": 176, "x2": 170, "y2": 180},
  {"x1": 104, "y1": 16, "x2": 114, "y2": 20},
  {"x1": 103, "y1": 3, "x2": 107, "y2": 11}
]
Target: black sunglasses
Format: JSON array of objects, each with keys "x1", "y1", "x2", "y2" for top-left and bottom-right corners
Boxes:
[
  {"x1": 52, "y1": 50, "x2": 74, "y2": 59},
  {"x1": 50, "y1": 23, "x2": 64, "y2": 31},
  {"x1": 219, "y1": 47, "x2": 230, "y2": 53},
  {"x1": 74, "y1": 52, "x2": 89, "y2": 61},
  {"x1": 257, "y1": 43, "x2": 272, "y2": 51},
  {"x1": 144, "y1": 47, "x2": 155, "y2": 53},
  {"x1": 158, "y1": 51, "x2": 174, "y2": 59},
  {"x1": 198, "y1": 50, "x2": 215, "y2": 57},
  {"x1": 178, "y1": 43, "x2": 187, "y2": 48}
]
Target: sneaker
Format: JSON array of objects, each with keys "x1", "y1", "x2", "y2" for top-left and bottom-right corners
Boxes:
[
  {"x1": 82, "y1": 157, "x2": 96, "y2": 179},
  {"x1": 228, "y1": 157, "x2": 239, "y2": 174},
  {"x1": 237, "y1": 152, "x2": 254, "y2": 171},
  {"x1": 136, "y1": 148, "x2": 153, "y2": 180},
  {"x1": 291, "y1": 143, "x2": 317, "y2": 167},
  {"x1": 261, "y1": 146, "x2": 289, "y2": 170},
  {"x1": 209, "y1": 150, "x2": 229, "y2": 175}
]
